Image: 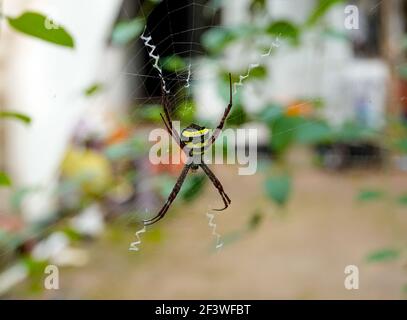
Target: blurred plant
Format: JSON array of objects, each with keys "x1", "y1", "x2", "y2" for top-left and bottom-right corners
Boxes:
[
  {"x1": 84, "y1": 83, "x2": 104, "y2": 97},
  {"x1": 356, "y1": 189, "x2": 385, "y2": 202},
  {"x1": 111, "y1": 0, "x2": 160, "y2": 46},
  {"x1": 1, "y1": 6, "x2": 75, "y2": 48},
  {"x1": 0, "y1": 172, "x2": 11, "y2": 187},
  {"x1": 366, "y1": 248, "x2": 401, "y2": 263},
  {"x1": 0, "y1": 111, "x2": 31, "y2": 125},
  {"x1": 264, "y1": 173, "x2": 292, "y2": 207}
]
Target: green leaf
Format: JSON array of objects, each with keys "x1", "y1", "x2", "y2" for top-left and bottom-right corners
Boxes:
[
  {"x1": 105, "y1": 136, "x2": 146, "y2": 160},
  {"x1": 258, "y1": 104, "x2": 284, "y2": 124},
  {"x1": 397, "y1": 194, "x2": 407, "y2": 206},
  {"x1": 266, "y1": 20, "x2": 300, "y2": 45},
  {"x1": 84, "y1": 83, "x2": 103, "y2": 97},
  {"x1": 181, "y1": 174, "x2": 207, "y2": 202},
  {"x1": 21, "y1": 256, "x2": 49, "y2": 276},
  {"x1": 306, "y1": 0, "x2": 344, "y2": 27},
  {"x1": 250, "y1": 0, "x2": 266, "y2": 12},
  {"x1": 112, "y1": 18, "x2": 144, "y2": 46},
  {"x1": 135, "y1": 104, "x2": 163, "y2": 122},
  {"x1": 356, "y1": 189, "x2": 385, "y2": 202},
  {"x1": 7, "y1": 11, "x2": 74, "y2": 48},
  {"x1": 0, "y1": 172, "x2": 12, "y2": 187},
  {"x1": 202, "y1": 27, "x2": 236, "y2": 54},
  {"x1": 227, "y1": 104, "x2": 247, "y2": 127},
  {"x1": 218, "y1": 78, "x2": 247, "y2": 126},
  {"x1": 247, "y1": 211, "x2": 263, "y2": 231},
  {"x1": 395, "y1": 138, "x2": 407, "y2": 154},
  {"x1": 176, "y1": 100, "x2": 196, "y2": 126},
  {"x1": 144, "y1": 228, "x2": 163, "y2": 243},
  {"x1": 333, "y1": 122, "x2": 375, "y2": 142},
  {"x1": 0, "y1": 111, "x2": 31, "y2": 125},
  {"x1": 366, "y1": 248, "x2": 400, "y2": 263},
  {"x1": 295, "y1": 120, "x2": 332, "y2": 144},
  {"x1": 202, "y1": 25, "x2": 256, "y2": 54},
  {"x1": 162, "y1": 55, "x2": 186, "y2": 72},
  {"x1": 248, "y1": 65, "x2": 267, "y2": 79},
  {"x1": 265, "y1": 174, "x2": 292, "y2": 206},
  {"x1": 269, "y1": 115, "x2": 304, "y2": 154}
]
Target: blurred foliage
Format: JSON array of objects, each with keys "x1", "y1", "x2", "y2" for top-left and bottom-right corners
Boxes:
[
  {"x1": 144, "y1": 228, "x2": 163, "y2": 244},
  {"x1": 156, "y1": 173, "x2": 207, "y2": 203},
  {"x1": 112, "y1": 18, "x2": 145, "y2": 46},
  {"x1": 398, "y1": 194, "x2": 407, "y2": 206},
  {"x1": 6, "y1": 11, "x2": 74, "y2": 48},
  {"x1": 133, "y1": 104, "x2": 163, "y2": 123},
  {"x1": 202, "y1": 25, "x2": 257, "y2": 54},
  {"x1": 250, "y1": 0, "x2": 266, "y2": 12},
  {"x1": 247, "y1": 65, "x2": 267, "y2": 79},
  {"x1": 268, "y1": 115, "x2": 304, "y2": 155},
  {"x1": 105, "y1": 136, "x2": 147, "y2": 160},
  {"x1": 21, "y1": 256, "x2": 49, "y2": 293},
  {"x1": 181, "y1": 174, "x2": 207, "y2": 202},
  {"x1": 366, "y1": 248, "x2": 401, "y2": 263},
  {"x1": 266, "y1": 20, "x2": 300, "y2": 46},
  {"x1": 395, "y1": 138, "x2": 407, "y2": 154},
  {"x1": 175, "y1": 100, "x2": 196, "y2": 127},
  {"x1": 264, "y1": 174, "x2": 292, "y2": 206},
  {"x1": 84, "y1": 83, "x2": 104, "y2": 97},
  {"x1": 296, "y1": 120, "x2": 332, "y2": 144},
  {"x1": 110, "y1": 0, "x2": 159, "y2": 46},
  {"x1": 356, "y1": 190, "x2": 385, "y2": 202},
  {"x1": 162, "y1": 55, "x2": 187, "y2": 72},
  {"x1": 0, "y1": 111, "x2": 31, "y2": 125},
  {"x1": 247, "y1": 211, "x2": 263, "y2": 231},
  {"x1": 306, "y1": 0, "x2": 344, "y2": 27},
  {"x1": 0, "y1": 172, "x2": 12, "y2": 187}
]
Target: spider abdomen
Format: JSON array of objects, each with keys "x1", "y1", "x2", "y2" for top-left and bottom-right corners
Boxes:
[{"x1": 181, "y1": 124, "x2": 210, "y2": 155}]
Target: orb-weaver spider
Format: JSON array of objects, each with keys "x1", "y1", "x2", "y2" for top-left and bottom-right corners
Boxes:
[{"x1": 144, "y1": 74, "x2": 233, "y2": 226}]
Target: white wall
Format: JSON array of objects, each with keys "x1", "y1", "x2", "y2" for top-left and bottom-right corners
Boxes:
[{"x1": 2, "y1": 0, "x2": 123, "y2": 221}]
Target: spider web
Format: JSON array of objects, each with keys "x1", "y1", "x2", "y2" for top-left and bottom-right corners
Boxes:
[
  {"x1": 117, "y1": 1, "x2": 215, "y2": 118},
  {"x1": 114, "y1": 0, "x2": 314, "y2": 250},
  {"x1": 117, "y1": 0, "x2": 230, "y2": 250}
]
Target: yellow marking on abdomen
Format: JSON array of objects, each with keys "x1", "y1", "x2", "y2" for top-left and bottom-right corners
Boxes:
[
  {"x1": 181, "y1": 128, "x2": 210, "y2": 138},
  {"x1": 185, "y1": 141, "x2": 209, "y2": 148}
]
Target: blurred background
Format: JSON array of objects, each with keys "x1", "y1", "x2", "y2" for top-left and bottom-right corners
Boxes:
[{"x1": 0, "y1": 0, "x2": 407, "y2": 299}]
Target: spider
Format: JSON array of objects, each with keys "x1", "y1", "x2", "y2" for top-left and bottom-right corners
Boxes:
[{"x1": 144, "y1": 74, "x2": 233, "y2": 226}]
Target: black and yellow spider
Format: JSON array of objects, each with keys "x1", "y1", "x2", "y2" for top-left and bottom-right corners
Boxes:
[{"x1": 144, "y1": 74, "x2": 233, "y2": 225}]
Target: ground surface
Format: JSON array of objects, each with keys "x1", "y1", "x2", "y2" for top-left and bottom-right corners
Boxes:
[{"x1": 8, "y1": 155, "x2": 407, "y2": 299}]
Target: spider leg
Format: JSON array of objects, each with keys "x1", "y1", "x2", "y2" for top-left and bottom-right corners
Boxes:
[
  {"x1": 199, "y1": 163, "x2": 231, "y2": 211},
  {"x1": 160, "y1": 84, "x2": 185, "y2": 149},
  {"x1": 160, "y1": 113, "x2": 185, "y2": 149},
  {"x1": 144, "y1": 164, "x2": 191, "y2": 225},
  {"x1": 207, "y1": 73, "x2": 233, "y2": 148}
]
